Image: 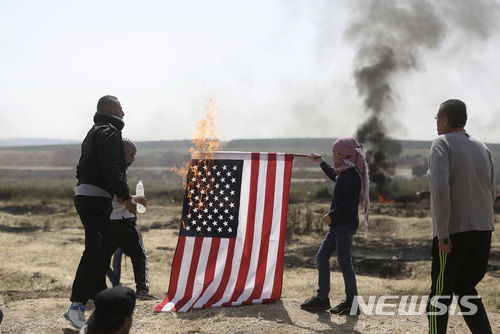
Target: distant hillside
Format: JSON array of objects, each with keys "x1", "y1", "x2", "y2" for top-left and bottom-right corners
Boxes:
[
  {"x1": 2, "y1": 138, "x2": 500, "y2": 192},
  {"x1": 1, "y1": 137, "x2": 500, "y2": 170},
  {"x1": 0, "y1": 138, "x2": 433, "y2": 167},
  {"x1": 0, "y1": 138, "x2": 79, "y2": 147}
]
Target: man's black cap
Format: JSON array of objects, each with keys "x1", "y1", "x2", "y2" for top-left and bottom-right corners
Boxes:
[{"x1": 87, "y1": 286, "x2": 136, "y2": 331}]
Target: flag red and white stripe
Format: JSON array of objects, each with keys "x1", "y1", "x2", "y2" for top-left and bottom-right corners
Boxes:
[{"x1": 155, "y1": 152, "x2": 294, "y2": 312}]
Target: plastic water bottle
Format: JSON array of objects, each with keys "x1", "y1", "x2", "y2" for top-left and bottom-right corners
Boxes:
[{"x1": 136, "y1": 180, "x2": 147, "y2": 214}]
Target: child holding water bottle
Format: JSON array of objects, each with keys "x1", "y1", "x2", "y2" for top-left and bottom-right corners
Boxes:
[{"x1": 102, "y1": 137, "x2": 157, "y2": 300}]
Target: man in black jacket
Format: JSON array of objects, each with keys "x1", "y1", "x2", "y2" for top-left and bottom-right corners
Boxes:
[{"x1": 64, "y1": 95, "x2": 137, "y2": 329}]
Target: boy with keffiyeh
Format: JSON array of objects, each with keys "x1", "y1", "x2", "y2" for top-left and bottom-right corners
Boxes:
[{"x1": 300, "y1": 137, "x2": 370, "y2": 315}]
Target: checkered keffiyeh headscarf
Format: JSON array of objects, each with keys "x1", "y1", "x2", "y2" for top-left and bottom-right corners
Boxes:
[
  {"x1": 332, "y1": 137, "x2": 370, "y2": 235},
  {"x1": 123, "y1": 137, "x2": 137, "y2": 154},
  {"x1": 122, "y1": 137, "x2": 137, "y2": 167}
]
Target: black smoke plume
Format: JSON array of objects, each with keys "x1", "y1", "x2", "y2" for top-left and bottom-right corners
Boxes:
[
  {"x1": 346, "y1": 0, "x2": 500, "y2": 195},
  {"x1": 347, "y1": 0, "x2": 445, "y2": 195}
]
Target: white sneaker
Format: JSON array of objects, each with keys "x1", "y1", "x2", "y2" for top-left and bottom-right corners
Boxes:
[{"x1": 64, "y1": 304, "x2": 86, "y2": 329}]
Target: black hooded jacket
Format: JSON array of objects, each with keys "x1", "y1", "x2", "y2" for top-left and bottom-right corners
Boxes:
[{"x1": 76, "y1": 112, "x2": 131, "y2": 201}]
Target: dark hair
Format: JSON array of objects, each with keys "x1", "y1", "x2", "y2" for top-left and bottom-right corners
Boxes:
[
  {"x1": 439, "y1": 99, "x2": 467, "y2": 128},
  {"x1": 97, "y1": 95, "x2": 119, "y2": 113}
]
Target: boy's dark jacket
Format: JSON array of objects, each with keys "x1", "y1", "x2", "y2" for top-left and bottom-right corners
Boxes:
[
  {"x1": 76, "y1": 112, "x2": 131, "y2": 201},
  {"x1": 320, "y1": 161, "x2": 361, "y2": 231}
]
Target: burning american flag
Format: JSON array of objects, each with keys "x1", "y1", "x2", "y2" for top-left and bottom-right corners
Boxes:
[{"x1": 155, "y1": 151, "x2": 294, "y2": 312}]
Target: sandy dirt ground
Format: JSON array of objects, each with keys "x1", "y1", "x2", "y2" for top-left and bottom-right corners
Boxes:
[{"x1": 0, "y1": 202, "x2": 499, "y2": 333}]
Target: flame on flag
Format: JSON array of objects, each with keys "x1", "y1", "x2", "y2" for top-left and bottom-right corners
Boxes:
[
  {"x1": 172, "y1": 96, "x2": 221, "y2": 189},
  {"x1": 158, "y1": 96, "x2": 294, "y2": 312}
]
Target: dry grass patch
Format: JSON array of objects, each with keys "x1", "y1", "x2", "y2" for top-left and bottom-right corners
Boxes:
[{"x1": 0, "y1": 202, "x2": 499, "y2": 333}]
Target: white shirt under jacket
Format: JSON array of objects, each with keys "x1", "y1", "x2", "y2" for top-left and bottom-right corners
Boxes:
[
  {"x1": 428, "y1": 130, "x2": 495, "y2": 239},
  {"x1": 110, "y1": 195, "x2": 135, "y2": 220}
]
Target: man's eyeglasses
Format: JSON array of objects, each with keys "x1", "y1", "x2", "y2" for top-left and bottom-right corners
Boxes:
[{"x1": 434, "y1": 115, "x2": 446, "y2": 120}]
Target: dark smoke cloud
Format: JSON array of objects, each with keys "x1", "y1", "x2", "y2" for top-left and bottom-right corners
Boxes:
[
  {"x1": 344, "y1": 0, "x2": 500, "y2": 195},
  {"x1": 346, "y1": 0, "x2": 446, "y2": 195}
]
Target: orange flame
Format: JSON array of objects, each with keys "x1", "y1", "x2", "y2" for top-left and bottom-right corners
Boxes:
[
  {"x1": 171, "y1": 96, "x2": 221, "y2": 233},
  {"x1": 172, "y1": 96, "x2": 221, "y2": 189},
  {"x1": 190, "y1": 96, "x2": 220, "y2": 158},
  {"x1": 377, "y1": 193, "x2": 394, "y2": 203}
]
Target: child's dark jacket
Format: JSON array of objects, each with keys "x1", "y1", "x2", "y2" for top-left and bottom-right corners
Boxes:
[{"x1": 320, "y1": 161, "x2": 361, "y2": 231}]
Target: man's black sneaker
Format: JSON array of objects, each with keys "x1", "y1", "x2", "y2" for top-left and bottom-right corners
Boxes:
[
  {"x1": 330, "y1": 300, "x2": 360, "y2": 315},
  {"x1": 300, "y1": 296, "x2": 331, "y2": 311},
  {"x1": 136, "y1": 290, "x2": 158, "y2": 301}
]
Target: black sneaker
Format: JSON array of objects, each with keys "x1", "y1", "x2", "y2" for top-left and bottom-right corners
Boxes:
[
  {"x1": 136, "y1": 290, "x2": 158, "y2": 301},
  {"x1": 300, "y1": 296, "x2": 331, "y2": 311},
  {"x1": 330, "y1": 300, "x2": 359, "y2": 315}
]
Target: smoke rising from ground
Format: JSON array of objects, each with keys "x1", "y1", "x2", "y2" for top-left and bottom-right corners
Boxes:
[{"x1": 345, "y1": 0, "x2": 499, "y2": 195}]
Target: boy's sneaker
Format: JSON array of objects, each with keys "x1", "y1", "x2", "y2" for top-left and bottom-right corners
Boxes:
[
  {"x1": 330, "y1": 300, "x2": 360, "y2": 315},
  {"x1": 136, "y1": 289, "x2": 158, "y2": 300},
  {"x1": 300, "y1": 296, "x2": 331, "y2": 311},
  {"x1": 63, "y1": 304, "x2": 86, "y2": 329}
]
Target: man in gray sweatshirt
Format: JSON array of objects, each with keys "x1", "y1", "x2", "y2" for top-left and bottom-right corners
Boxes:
[{"x1": 427, "y1": 99, "x2": 494, "y2": 334}]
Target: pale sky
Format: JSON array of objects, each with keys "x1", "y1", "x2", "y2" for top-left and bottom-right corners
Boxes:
[{"x1": 1, "y1": 0, "x2": 500, "y2": 143}]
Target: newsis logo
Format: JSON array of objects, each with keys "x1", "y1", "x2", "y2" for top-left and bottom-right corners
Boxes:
[{"x1": 350, "y1": 295, "x2": 479, "y2": 316}]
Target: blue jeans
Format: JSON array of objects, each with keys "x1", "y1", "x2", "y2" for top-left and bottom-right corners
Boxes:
[
  {"x1": 106, "y1": 248, "x2": 123, "y2": 287},
  {"x1": 316, "y1": 225, "x2": 357, "y2": 302}
]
